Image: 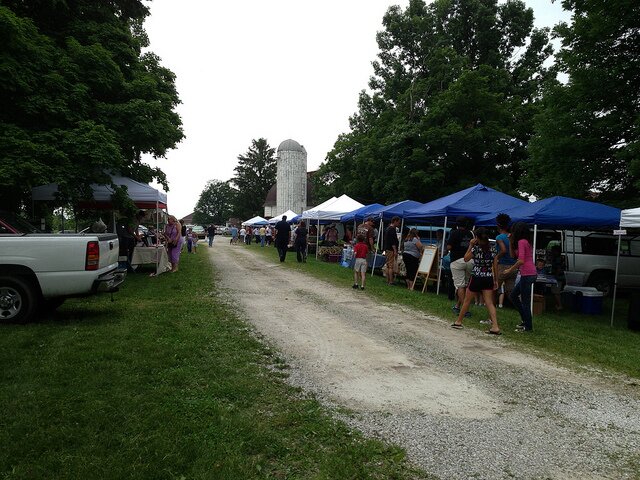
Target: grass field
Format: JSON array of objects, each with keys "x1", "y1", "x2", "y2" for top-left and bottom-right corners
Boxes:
[
  {"x1": 247, "y1": 241, "x2": 640, "y2": 380},
  {"x1": 0, "y1": 251, "x2": 428, "y2": 479}
]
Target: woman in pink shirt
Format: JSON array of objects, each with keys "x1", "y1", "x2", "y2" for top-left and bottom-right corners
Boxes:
[{"x1": 504, "y1": 222, "x2": 536, "y2": 332}]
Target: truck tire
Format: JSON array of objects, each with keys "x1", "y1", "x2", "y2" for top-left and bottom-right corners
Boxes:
[
  {"x1": 587, "y1": 271, "x2": 614, "y2": 297},
  {"x1": 0, "y1": 276, "x2": 38, "y2": 324}
]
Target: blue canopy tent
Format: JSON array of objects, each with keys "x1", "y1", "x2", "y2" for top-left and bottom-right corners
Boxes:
[
  {"x1": 403, "y1": 184, "x2": 528, "y2": 294},
  {"x1": 474, "y1": 196, "x2": 621, "y2": 229},
  {"x1": 475, "y1": 196, "x2": 621, "y2": 324},
  {"x1": 340, "y1": 203, "x2": 384, "y2": 223},
  {"x1": 403, "y1": 184, "x2": 528, "y2": 223}
]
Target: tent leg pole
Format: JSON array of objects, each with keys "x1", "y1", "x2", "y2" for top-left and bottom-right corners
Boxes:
[
  {"x1": 316, "y1": 219, "x2": 319, "y2": 260},
  {"x1": 437, "y1": 217, "x2": 447, "y2": 296},
  {"x1": 531, "y1": 224, "x2": 538, "y2": 320},
  {"x1": 611, "y1": 233, "x2": 622, "y2": 327},
  {"x1": 372, "y1": 218, "x2": 382, "y2": 277},
  {"x1": 156, "y1": 201, "x2": 159, "y2": 276}
]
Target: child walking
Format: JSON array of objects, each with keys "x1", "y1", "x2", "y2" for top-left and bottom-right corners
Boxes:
[{"x1": 352, "y1": 234, "x2": 368, "y2": 290}]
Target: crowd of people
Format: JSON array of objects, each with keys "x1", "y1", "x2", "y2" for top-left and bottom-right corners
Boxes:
[
  {"x1": 331, "y1": 213, "x2": 548, "y2": 335},
  {"x1": 122, "y1": 209, "x2": 551, "y2": 335}
]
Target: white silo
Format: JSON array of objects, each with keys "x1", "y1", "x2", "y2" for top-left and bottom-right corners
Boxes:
[{"x1": 276, "y1": 139, "x2": 307, "y2": 216}]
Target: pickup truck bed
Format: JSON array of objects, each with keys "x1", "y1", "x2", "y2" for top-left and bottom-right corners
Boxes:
[{"x1": 0, "y1": 233, "x2": 126, "y2": 323}]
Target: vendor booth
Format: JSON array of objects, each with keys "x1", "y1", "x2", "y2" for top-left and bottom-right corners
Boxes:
[
  {"x1": 32, "y1": 175, "x2": 169, "y2": 276},
  {"x1": 302, "y1": 195, "x2": 364, "y2": 258},
  {"x1": 403, "y1": 184, "x2": 528, "y2": 293},
  {"x1": 476, "y1": 196, "x2": 621, "y2": 321}
]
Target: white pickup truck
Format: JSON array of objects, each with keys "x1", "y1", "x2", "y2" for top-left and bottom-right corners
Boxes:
[{"x1": 0, "y1": 212, "x2": 126, "y2": 323}]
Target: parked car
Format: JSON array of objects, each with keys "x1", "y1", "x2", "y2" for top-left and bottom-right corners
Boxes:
[
  {"x1": 192, "y1": 225, "x2": 206, "y2": 239},
  {"x1": 0, "y1": 211, "x2": 126, "y2": 323}
]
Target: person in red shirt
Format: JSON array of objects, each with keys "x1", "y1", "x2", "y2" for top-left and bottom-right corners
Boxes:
[{"x1": 352, "y1": 234, "x2": 369, "y2": 290}]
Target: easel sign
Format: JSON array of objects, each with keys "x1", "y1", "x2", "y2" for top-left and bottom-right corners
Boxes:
[{"x1": 412, "y1": 245, "x2": 439, "y2": 293}]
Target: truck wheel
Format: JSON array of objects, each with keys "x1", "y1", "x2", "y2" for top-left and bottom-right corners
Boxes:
[
  {"x1": 0, "y1": 276, "x2": 38, "y2": 324},
  {"x1": 587, "y1": 271, "x2": 614, "y2": 297}
]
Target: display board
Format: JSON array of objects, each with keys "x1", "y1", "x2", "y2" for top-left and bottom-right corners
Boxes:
[{"x1": 412, "y1": 245, "x2": 439, "y2": 292}]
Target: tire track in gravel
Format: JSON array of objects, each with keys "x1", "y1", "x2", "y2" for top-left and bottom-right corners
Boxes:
[{"x1": 208, "y1": 241, "x2": 640, "y2": 480}]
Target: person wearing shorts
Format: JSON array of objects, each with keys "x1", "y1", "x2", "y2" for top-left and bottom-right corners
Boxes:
[
  {"x1": 383, "y1": 216, "x2": 401, "y2": 285},
  {"x1": 451, "y1": 227, "x2": 501, "y2": 334},
  {"x1": 352, "y1": 234, "x2": 369, "y2": 290},
  {"x1": 447, "y1": 217, "x2": 474, "y2": 313}
]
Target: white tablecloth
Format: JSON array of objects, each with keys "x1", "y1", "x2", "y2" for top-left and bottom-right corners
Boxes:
[{"x1": 131, "y1": 246, "x2": 171, "y2": 274}]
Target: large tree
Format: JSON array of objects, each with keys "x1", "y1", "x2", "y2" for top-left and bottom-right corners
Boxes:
[
  {"x1": 192, "y1": 180, "x2": 235, "y2": 226},
  {"x1": 231, "y1": 138, "x2": 276, "y2": 219},
  {"x1": 0, "y1": 1, "x2": 183, "y2": 212},
  {"x1": 316, "y1": 0, "x2": 551, "y2": 204},
  {"x1": 523, "y1": 0, "x2": 640, "y2": 206}
]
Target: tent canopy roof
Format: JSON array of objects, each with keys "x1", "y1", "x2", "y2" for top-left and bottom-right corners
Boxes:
[
  {"x1": 621, "y1": 207, "x2": 640, "y2": 228},
  {"x1": 268, "y1": 210, "x2": 299, "y2": 224},
  {"x1": 242, "y1": 215, "x2": 269, "y2": 226},
  {"x1": 475, "y1": 196, "x2": 621, "y2": 229},
  {"x1": 403, "y1": 184, "x2": 527, "y2": 223},
  {"x1": 340, "y1": 203, "x2": 384, "y2": 223},
  {"x1": 32, "y1": 175, "x2": 167, "y2": 209},
  {"x1": 368, "y1": 200, "x2": 424, "y2": 221},
  {"x1": 302, "y1": 194, "x2": 364, "y2": 221}
]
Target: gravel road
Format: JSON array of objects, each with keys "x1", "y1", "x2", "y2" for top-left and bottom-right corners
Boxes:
[{"x1": 208, "y1": 241, "x2": 640, "y2": 480}]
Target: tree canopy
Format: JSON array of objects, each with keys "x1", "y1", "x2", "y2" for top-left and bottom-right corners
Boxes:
[
  {"x1": 316, "y1": 0, "x2": 551, "y2": 204},
  {"x1": 230, "y1": 138, "x2": 276, "y2": 220},
  {"x1": 0, "y1": 0, "x2": 183, "y2": 212},
  {"x1": 523, "y1": 0, "x2": 640, "y2": 206},
  {"x1": 192, "y1": 180, "x2": 235, "y2": 226}
]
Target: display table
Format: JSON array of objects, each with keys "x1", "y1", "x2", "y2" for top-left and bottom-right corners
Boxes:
[{"x1": 131, "y1": 246, "x2": 171, "y2": 274}]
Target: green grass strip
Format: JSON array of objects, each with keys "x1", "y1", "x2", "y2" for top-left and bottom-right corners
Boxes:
[
  {"x1": 247, "y1": 242, "x2": 640, "y2": 380},
  {"x1": 0, "y1": 251, "x2": 428, "y2": 479}
]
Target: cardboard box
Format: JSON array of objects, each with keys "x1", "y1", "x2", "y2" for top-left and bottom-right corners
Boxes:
[{"x1": 533, "y1": 294, "x2": 545, "y2": 315}]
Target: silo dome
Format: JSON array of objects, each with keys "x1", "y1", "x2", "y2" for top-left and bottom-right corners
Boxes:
[{"x1": 277, "y1": 139, "x2": 306, "y2": 154}]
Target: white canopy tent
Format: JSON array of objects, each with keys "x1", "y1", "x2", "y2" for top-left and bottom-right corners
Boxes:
[
  {"x1": 242, "y1": 215, "x2": 269, "y2": 226},
  {"x1": 268, "y1": 210, "x2": 299, "y2": 225},
  {"x1": 612, "y1": 207, "x2": 640, "y2": 325},
  {"x1": 621, "y1": 207, "x2": 640, "y2": 228},
  {"x1": 302, "y1": 195, "x2": 364, "y2": 258},
  {"x1": 301, "y1": 195, "x2": 363, "y2": 221}
]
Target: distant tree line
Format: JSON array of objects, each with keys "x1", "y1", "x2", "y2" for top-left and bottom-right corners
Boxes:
[
  {"x1": 315, "y1": 0, "x2": 639, "y2": 208},
  {"x1": 0, "y1": 0, "x2": 183, "y2": 214},
  {"x1": 193, "y1": 138, "x2": 277, "y2": 225}
]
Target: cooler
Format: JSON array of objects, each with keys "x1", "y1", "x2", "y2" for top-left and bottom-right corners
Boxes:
[
  {"x1": 564, "y1": 271, "x2": 586, "y2": 286},
  {"x1": 562, "y1": 286, "x2": 603, "y2": 315}
]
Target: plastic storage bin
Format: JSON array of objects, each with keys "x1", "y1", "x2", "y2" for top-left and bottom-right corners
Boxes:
[{"x1": 562, "y1": 286, "x2": 603, "y2": 315}]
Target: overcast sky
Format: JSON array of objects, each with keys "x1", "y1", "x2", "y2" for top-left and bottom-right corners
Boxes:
[{"x1": 143, "y1": 0, "x2": 569, "y2": 219}]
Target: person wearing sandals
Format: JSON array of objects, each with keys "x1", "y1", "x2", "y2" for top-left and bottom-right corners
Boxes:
[
  {"x1": 503, "y1": 222, "x2": 536, "y2": 332},
  {"x1": 451, "y1": 227, "x2": 501, "y2": 335}
]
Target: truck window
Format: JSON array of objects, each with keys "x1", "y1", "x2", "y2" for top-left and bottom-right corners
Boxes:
[{"x1": 581, "y1": 236, "x2": 618, "y2": 256}]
